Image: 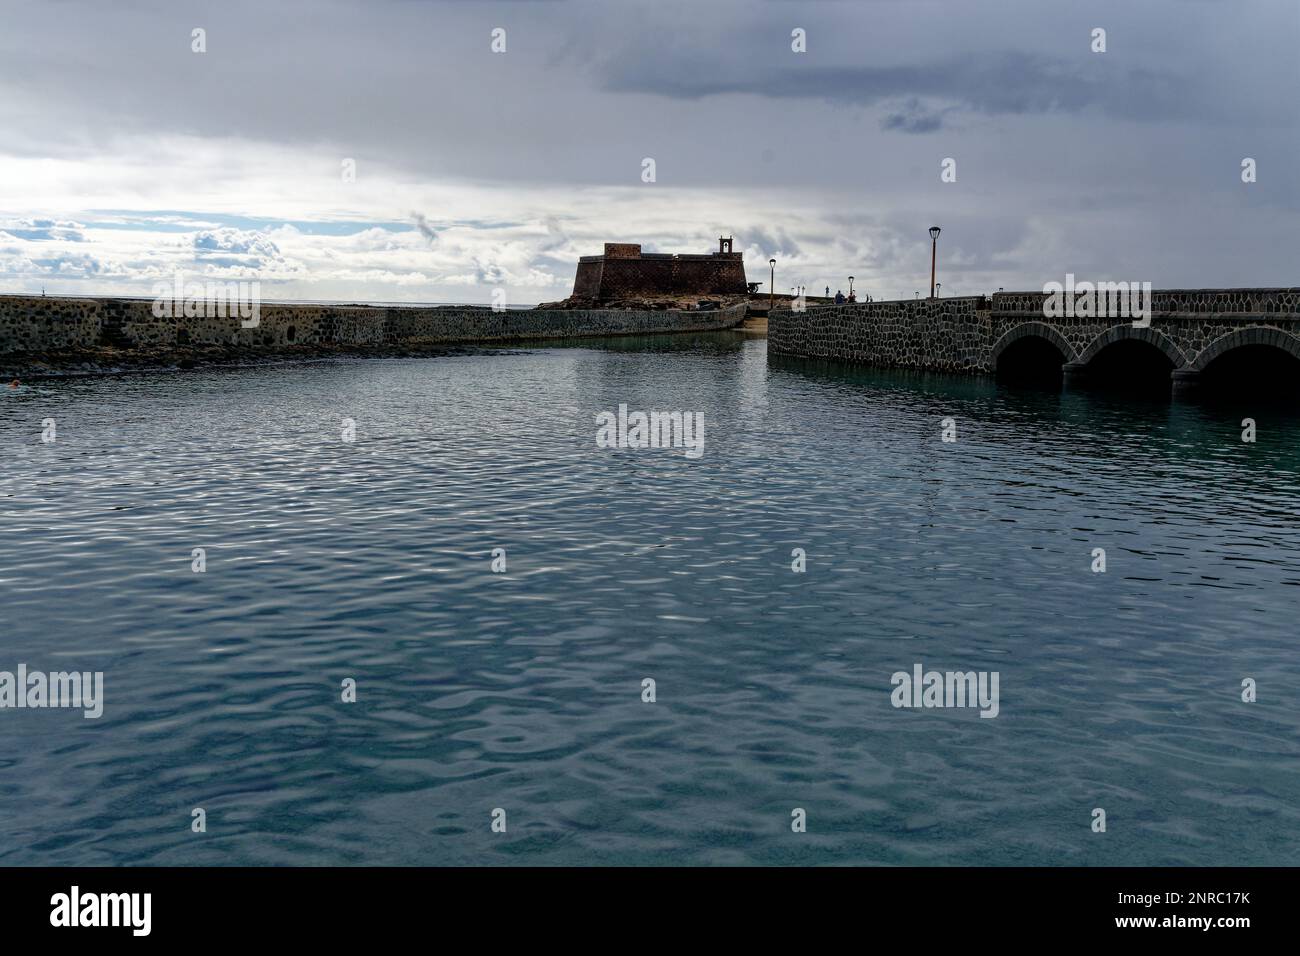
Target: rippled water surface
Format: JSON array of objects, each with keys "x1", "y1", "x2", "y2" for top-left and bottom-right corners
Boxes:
[{"x1": 2, "y1": 333, "x2": 1299, "y2": 866}]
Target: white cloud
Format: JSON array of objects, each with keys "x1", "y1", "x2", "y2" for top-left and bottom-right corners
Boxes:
[
  {"x1": 0, "y1": 218, "x2": 87, "y2": 242},
  {"x1": 192, "y1": 228, "x2": 287, "y2": 273}
]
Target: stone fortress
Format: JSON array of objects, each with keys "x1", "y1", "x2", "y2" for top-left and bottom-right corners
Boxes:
[{"x1": 566, "y1": 237, "x2": 749, "y2": 305}]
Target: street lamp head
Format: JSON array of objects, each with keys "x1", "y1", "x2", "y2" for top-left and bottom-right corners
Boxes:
[
  {"x1": 929, "y1": 226, "x2": 941, "y2": 241},
  {"x1": 769, "y1": 258, "x2": 776, "y2": 266}
]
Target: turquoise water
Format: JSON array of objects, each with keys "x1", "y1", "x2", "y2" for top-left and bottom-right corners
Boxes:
[{"x1": 2, "y1": 332, "x2": 1298, "y2": 866}]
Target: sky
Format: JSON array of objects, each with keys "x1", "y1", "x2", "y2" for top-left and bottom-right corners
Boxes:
[{"x1": 0, "y1": 0, "x2": 1296, "y2": 305}]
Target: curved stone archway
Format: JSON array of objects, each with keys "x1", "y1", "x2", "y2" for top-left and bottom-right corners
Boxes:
[
  {"x1": 1191, "y1": 327, "x2": 1300, "y2": 371},
  {"x1": 989, "y1": 322, "x2": 1080, "y2": 368},
  {"x1": 1077, "y1": 325, "x2": 1189, "y2": 369}
]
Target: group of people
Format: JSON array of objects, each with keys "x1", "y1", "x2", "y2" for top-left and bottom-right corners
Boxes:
[{"x1": 827, "y1": 287, "x2": 867, "y2": 305}]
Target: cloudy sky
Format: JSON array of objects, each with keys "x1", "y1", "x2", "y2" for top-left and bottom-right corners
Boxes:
[{"x1": 0, "y1": 0, "x2": 1296, "y2": 304}]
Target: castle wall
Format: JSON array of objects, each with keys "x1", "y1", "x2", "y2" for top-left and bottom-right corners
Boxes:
[
  {"x1": 572, "y1": 259, "x2": 604, "y2": 299},
  {"x1": 570, "y1": 241, "x2": 748, "y2": 301},
  {"x1": 590, "y1": 253, "x2": 748, "y2": 298}
]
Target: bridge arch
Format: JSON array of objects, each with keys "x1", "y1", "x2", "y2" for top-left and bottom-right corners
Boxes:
[
  {"x1": 1077, "y1": 325, "x2": 1189, "y2": 369},
  {"x1": 1189, "y1": 327, "x2": 1300, "y2": 397},
  {"x1": 1191, "y1": 327, "x2": 1300, "y2": 371},
  {"x1": 990, "y1": 322, "x2": 1079, "y2": 369}
]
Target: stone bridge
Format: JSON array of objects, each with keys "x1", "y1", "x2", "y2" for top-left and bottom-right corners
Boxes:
[{"x1": 768, "y1": 289, "x2": 1300, "y2": 393}]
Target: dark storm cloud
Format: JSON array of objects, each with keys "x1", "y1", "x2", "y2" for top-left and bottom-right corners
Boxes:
[
  {"x1": 601, "y1": 49, "x2": 1199, "y2": 130},
  {"x1": 0, "y1": 0, "x2": 1282, "y2": 183},
  {"x1": 881, "y1": 99, "x2": 946, "y2": 134}
]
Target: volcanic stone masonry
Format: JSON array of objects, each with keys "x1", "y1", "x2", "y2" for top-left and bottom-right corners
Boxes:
[
  {"x1": 768, "y1": 289, "x2": 1300, "y2": 382},
  {"x1": 0, "y1": 296, "x2": 748, "y2": 357},
  {"x1": 571, "y1": 237, "x2": 748, "y2": 301}
]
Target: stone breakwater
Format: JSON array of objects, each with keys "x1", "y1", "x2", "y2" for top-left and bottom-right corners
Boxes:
[
  {"x1": 769, "y1": 289, "x2": 1300, "y2": 379},
  {"x1": 0, "y1": 295, "x2": 747, "y2": 371}
]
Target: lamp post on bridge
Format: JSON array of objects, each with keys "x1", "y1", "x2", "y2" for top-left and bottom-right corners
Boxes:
[
  {"x1": 929, "y1": 226, "x2": 941, "y2": 299},
  {"x1": 848, "y1": 276, "x2": 855, "y2": 302},
  {"x1": 769, "y1": 258, "x2": 776, "y2": 313}
]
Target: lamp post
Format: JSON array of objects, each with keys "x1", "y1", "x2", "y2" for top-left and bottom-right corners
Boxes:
[
  {"x1": 936, "y1": 282, "x2": 941, "y2": 297},
  {"x1": 769, "y1": 258, "x2": 776, "y2": 313},
  {"x1": 848, "y1": 276, "x2": 855, "y2": 302},
  {"x1": 928, "y1": 225, "x2": 941, "y2": 298}
]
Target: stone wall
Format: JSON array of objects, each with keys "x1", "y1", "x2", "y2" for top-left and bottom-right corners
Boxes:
[
  {"x1": 769, "y1": 290, "x2": 1300, "y2": 375},
  {"x1": 571, "y1": 259, "x2": 605, "y2": 300},
  {"x1": 0, "y1": 296, "x2": 103, "y2": 351},
  {"x1": 571, "y1": 252, "x2": 748, "y2": 300},
  {"x1": 769, "y1": 296, "x2": 993, "y2": 372},
  {"x1": 0, "y1": 295, "x2": 747, "y2": 357}
]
